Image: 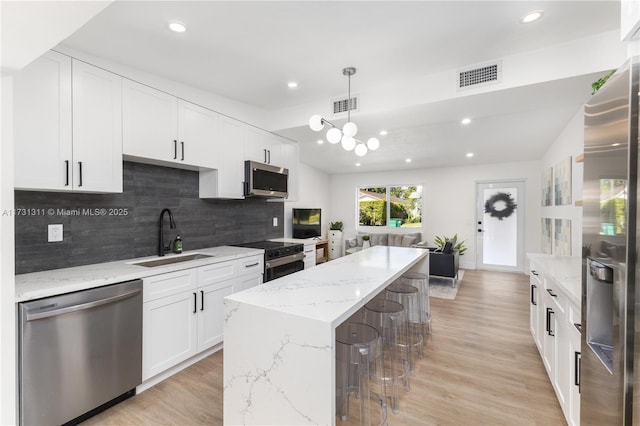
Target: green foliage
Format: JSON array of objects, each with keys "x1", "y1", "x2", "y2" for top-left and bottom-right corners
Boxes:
[
  {"x1": 390, "y1": 202, "x2": 409, "y2": 219},
  {"x1": 600, "y1": 198, "x2": 626, "y2": 235},
  {"x1": 434, "y1": 234, "x2": 467, "y2": 255},
  {"x1": 592, "y1": 70, "x2": 616, "y2": 95},
  {"x1": 359, "y1": 200, "x2": 386, "y2": 226},
  {"x1": 362, "y1": 235, "x2": 370, "y2": 241},
  {"x1": 329, "y1": 221, "x2": 343, "y2": 231}
]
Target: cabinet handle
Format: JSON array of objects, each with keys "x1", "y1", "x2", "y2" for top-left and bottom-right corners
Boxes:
[
  {"x1": 200, "y1": 290, "x2": 204, "y2": 311},
  {"x1": 174, "y1": 140, "x2": 178, "y2": 159},
  {"x1": 181, "y1": 141, "x2": 185, "y2": 161},
  {"x1": 193, "y1": 292, "x2": 197, "y2": 314},
  {"x1": 530, "y1": 284, "x2": 537, "y2": 306},
  {"x1": 78, "y1": 162, "x2": 83, "y2": 187},
  {"x1": 546, "y1": 307, "x2": 555, "y2": 336},
  {"x1": 264, "y1": 148, "x2": 267, "y2": 163},
  {"x1": 268, "y1": 149, "x2": 271, "y2": 164},
  {"x1": 65, "y1": 160, "x2": 69, "y2": 186},
  {"x1": 531, "y1": 270, "x2": 539, "y2": 276},
  {"x1": 574, "y1": 351, "x2": 581, "y2": 391},
  {"x1": 245, "y1": 262, "x2": 259, "y2": 268},
  {"x1": 546, "y1": 288, "x2": 558, "y2": 298}
]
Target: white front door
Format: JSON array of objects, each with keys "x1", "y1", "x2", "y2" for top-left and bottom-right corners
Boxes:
[{"x1": 476, "y1": 180, "x2": 525, "y2": 272}]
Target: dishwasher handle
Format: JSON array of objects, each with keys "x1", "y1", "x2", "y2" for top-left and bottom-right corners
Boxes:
[{"x1": 26, "y1": 288, "x2": 142, "y2": 321}]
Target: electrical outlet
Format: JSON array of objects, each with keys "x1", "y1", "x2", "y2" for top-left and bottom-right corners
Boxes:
[
  {"x1": 48, "y1": 224, "x2": 63, "y2": 242},
  {"x1": 273, "y1": 217, "x2": 278, "y2": 227}
]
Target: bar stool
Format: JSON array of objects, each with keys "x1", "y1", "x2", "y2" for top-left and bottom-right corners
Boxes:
[
  {"x1": 335, "y1": 322, "x2": 387, "y2": 425},
  {"x1": 363, "y1": 298, "x2": 410, "y2": 414},
  {"x1": 385, "y1": 283, "x2": 423, "y2": 371},
  {"x1": 399, "y1": 272, "x2": 431, "y2": 338}
]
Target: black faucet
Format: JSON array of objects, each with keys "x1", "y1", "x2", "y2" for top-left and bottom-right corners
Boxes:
[{"x1": 159, "y1": 208, "x2": 177, "y2": 256}]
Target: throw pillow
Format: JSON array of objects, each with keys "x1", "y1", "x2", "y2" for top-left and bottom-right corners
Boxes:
[
  {"x1": 401, "y1": 234, "x2": 419, "y2": 247},
  {"x1": 370, "y1": 233, "x2": 388, "y2": 246},
  {"x1": 388, "y1": 234, "x2": 403, "y2": 246}
]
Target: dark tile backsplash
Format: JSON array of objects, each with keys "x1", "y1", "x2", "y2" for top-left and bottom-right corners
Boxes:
[{"x1": 15, "y1": 162, "x2": 284, "y2": 274}]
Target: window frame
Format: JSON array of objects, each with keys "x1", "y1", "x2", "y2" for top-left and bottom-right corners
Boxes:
[{"x1": 356, "y1": 183, "x2": 424, "y2": 231}]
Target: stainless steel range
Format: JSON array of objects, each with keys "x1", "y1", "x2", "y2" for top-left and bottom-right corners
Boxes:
[{"x1": 234, "y1": 241, "x2": 304, "y2": 282}]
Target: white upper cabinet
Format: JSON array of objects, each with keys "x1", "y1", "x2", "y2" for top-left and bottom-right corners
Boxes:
[
  {"x1": 72, "y1": 60, "x2": 123, "y2": 192},
  {"x1": 200, "y1": 115, "x2": 246, "y2": 199},
  {"x1": 621, "y1": 0, "x2": 640, "y2": 41},
  {"x1": 14, "y1": 51, "x2": 122, "y2": 193},
  {"x1": 280, "y1": 137, "x2": 299, "y2": 201},
  {"x1": 245, "y1": 127, "x2": 282, "y2": 166},
  {"x1": 122, "y1": 79, "x2": 218, "y2": 169},
  {"x1": 177, "y1": 99, "x2": 218, "y2": 169}
]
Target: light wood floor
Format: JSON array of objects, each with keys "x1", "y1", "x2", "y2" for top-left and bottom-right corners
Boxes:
[{"x1": 83, "y1": 269, "x2": 565, "y2": 425}]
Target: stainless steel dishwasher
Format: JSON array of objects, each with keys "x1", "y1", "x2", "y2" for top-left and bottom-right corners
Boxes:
[{"x1": 19, "y1": 279, "x2": 143, "y2": 426}]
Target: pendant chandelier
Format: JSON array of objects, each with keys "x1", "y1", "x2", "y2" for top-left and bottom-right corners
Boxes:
[{"x1": 308, "y1": 67, "x2": 380, "y2": 157}]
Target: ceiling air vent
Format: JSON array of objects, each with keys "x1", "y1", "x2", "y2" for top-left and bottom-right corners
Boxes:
[
  {"x1": 333, "y1": 96, "x2": 359, "y2": 115},
  {"x1": 457, "y1": 61, "x2": 502, "y2": 90}
]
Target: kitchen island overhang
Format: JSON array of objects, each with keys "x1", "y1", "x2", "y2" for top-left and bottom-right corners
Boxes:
[{"x1": 223, "y1": 245, "x2": 429, "y2": 425}]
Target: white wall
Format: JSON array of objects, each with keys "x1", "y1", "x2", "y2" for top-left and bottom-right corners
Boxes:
[
  {"x1": 541, "y1": 107, "x2": 585, "y2": 257},
  {"x1": 284, "y1": 163, "x2": 331, "y2": 238},
  {"x1": 329, "y1": 161, "x2": 541, "y2": 271}
]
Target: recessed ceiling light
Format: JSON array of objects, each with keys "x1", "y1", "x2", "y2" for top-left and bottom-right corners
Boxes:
[
  {"x1": 461, "y1": 118, "x2": 471, "y2": 125},
  {"x1": 379, "y1": 130, "x2": 388, "y2": 136},
  {"x1": 355, "y1": 163, "x2": 361, "y2": 167},
  {"x1": 466, "y1": 152, "x2": 474, "y2": 158},
  {"x1": 317, "y1": 139, "x2": 324, "y2": 145},
  {"x1": 521, "y1": 10, "x2": 544, "y2": 24},
  {"x1": 168, "y1": 21, "x2": 187, "y2": 33},
  {"x1": 287, "y1": 81, "x2": 298, "y2": 89},
  {"x1": 405, "y1": 158, "x2": 412, "y2": 163}
]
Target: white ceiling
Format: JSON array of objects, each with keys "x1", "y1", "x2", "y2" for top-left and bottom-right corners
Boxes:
[{"x1": 58, "y1": 1, "x2": 622, "y2": 174}]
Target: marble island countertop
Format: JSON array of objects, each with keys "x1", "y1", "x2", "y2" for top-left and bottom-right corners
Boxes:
[
  {"x1": 528, "y1": 253, "x2": 582, "y2": 307},
  {"x1": 15, "y1": 246, "x2": 263, "y2": 302},
  {"x1": 223, "y1": 245, "x2": 429, "y2": 425}
]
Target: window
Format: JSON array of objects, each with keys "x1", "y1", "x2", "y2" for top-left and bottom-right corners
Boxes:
[{"x1": 358, "y1": 185, "x2": 422, "y2": 228}]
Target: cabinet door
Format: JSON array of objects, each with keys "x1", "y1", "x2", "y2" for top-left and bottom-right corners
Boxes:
[
  {"x1": 280, "y1": 139, "x2": 299, "y2": 201},
  {"x1": 233, "y1": 273, "x2": 263, "y2": 293},
  {"x1": 143, "y1": 290, "x2": 198, "y2": 380},
  {"x1": 303, "y1": 244, "x2": 316, "y2": 268},
  {"x1": 530, "y1": 270, "x2": 542, "y2": 351},
  {"x1": 14, "y1": 50, "x2": 72, "y2": 190},
  {"x1": 264, "y1": 133, "x2": 283, "y2": 165},
  {"x1": 217, "y1": 116, "x2": 246, "y2": 198},
  {"x1": 197, "y1": 279, "x2": 234, "y2": 351},
  {"x1": 569, "y1": 327, "x2": 581, "y2": 426},
  {"x1": 72, "y1": 60, "x2": 123, "y2": 192},
  {"x1": 177, "y1": 99, "x2": 218, "y2": 169},
  {"x1": 555, "y1": 312, "x2": 570, "y2": 411},
  {"x1": 123, "y1": 79, "x2": 178, "y2": 162},
  {"x1": 245, "y1": 126, "x2": 269, "y2": 163}
]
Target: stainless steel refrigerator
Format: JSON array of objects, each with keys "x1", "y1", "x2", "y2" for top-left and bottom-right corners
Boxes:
[{"x1": 582, "y1": 57, "x2": 639, "y2": 425}]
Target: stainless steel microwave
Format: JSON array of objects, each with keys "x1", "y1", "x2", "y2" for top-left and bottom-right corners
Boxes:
[{"x1": 244, "y1": 160, "x2": 288, "y2": 198}]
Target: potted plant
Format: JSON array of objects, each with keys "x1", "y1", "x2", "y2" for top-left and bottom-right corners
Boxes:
[
  {"x1": 362, "y1": 235, "x2": 371, "y2": 249},
  {"x1": 329, "y1": 221, "x2": 343, "y2": 232},
  {"x1": 434, "y1": 234, "x2": 467, "y2": 255}
]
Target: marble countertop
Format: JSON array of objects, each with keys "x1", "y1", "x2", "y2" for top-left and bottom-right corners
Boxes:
[
  {"x1": 528, "y1": 253, "x2": 582, "y2": 307},
  {"x1": 226, "y1": 245, "x2": 429, "y2": 326},
  {"x1": 15, "y1": 246, "x2": 263, "y2": 302}
]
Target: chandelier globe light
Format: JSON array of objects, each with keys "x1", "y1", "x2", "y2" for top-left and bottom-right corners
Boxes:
[{"x1": 308, "y1": 67, "x2": 380, "y2": 156}]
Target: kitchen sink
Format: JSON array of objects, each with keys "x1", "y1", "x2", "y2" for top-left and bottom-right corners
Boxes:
[{"x1": 131, "y1": 253, "x2": 214, "y2": 267}]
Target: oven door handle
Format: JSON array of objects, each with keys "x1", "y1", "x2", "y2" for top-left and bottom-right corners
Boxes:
[{"x1": 265, "y1": 252, "x2": 305, "y2": 269}]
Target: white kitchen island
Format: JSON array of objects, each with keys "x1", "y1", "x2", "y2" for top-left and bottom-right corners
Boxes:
[{"x1": 223, "y1": 245, "x2": 429, "y2": 425}]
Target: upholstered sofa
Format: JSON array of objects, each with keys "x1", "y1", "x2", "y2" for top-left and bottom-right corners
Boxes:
[{"x1": 344, "y1": 232, "x2": 424, "y2": 252}]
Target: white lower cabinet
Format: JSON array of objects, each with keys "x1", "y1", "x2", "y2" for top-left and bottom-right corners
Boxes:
[
  {"x1": 303, "y1": 242, "x2": 317, "y2": 269},
  {"x1": 142, "y1": 255, "x2": 263, "y2": 382},
  {"x1": 530, "y1": 262, "x2": 580, "y2": 426},
  {"x1": 142, "y1": 269, "x2": 198, "y2": 380}
]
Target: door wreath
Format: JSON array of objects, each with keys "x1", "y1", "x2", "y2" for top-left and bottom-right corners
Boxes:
[{"x1": 484, "y1": 192, "x2": 517, "y2": 220}]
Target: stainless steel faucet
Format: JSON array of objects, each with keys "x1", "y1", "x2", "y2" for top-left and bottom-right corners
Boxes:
[{"x1": 159, "y1": 208, "x2": 177, "y2": 256}]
